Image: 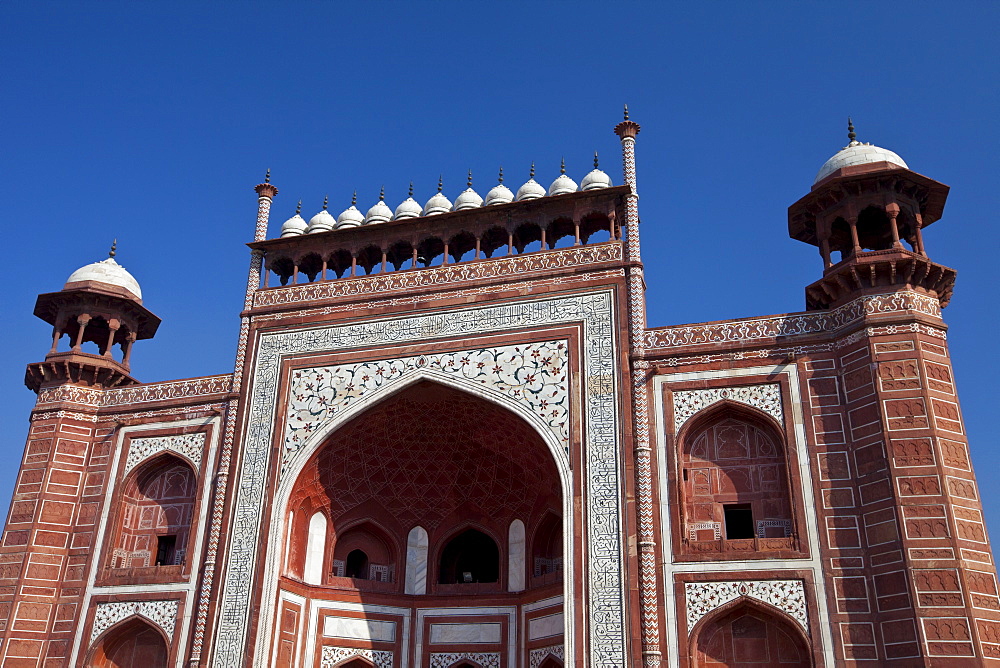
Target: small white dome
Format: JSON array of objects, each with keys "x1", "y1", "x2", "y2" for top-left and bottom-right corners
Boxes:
[
  {"x1": 452, "y1": 172, "x2": 483, "y2": 211},
  {"x1": 515, "y1": 164, "x2": 546, "y2": 201},
  {"x1": 484, "y1": 168, "x2": 514, "y2": 206},
  {"x1": 364, "y1": 188, "x2": 393, "y2": 225},
  {"x1": 814, "y1": 142, "x2": 908, "y2": 184},
  {"x1": 394, "y1": 184, "x2": 423, "y2": 220},
  {"x1": 280, "y1": 213, "x2": 308, "y2": 237},
  {"x1": 579, "y1": 152, "x2": 612, "y2": 190},
  {"x1": 336, "y1": 193, "x2": 365, "y2": 229},
  {"x1": 548, "y1": 159, "x2": 578, "y2": 196},
  {"x1": 307, "y1": 197, "x2": 336, "y2": 233},
  {"x1": 423, "y1": 177, "x2": 452, "y2": 216},
  {"x1": 65, "y1": 253, "x2": 142, "y2": 300}
]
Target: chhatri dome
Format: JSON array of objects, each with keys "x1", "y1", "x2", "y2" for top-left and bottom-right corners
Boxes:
[
  {"x1": 307, "y1": 196, "x2": 336, "y2": 233},
  {"x1": 814, "y1": 118, "x2": 908, "y2": 185},
  {"x1": 364, "y1": 187, "x2": 393, "y2": 225},
  {"x1": 579, "y1": 151, "x2": 612, "y2": 191},
  {"x1": 484, "y1": 167, "x2": 514, "y2": 206},
  {"x1": 547, "y1": 158, "x2": 578, "y2": 196},
  {"x1": 515, "y1": 163, "x2": 546, "y2": 201},
  {"x1": 422, "y1": 176, "x2": 452, "y2": 216},
  {"x1": 280, "y1": 201, "x2": 308, "y2": 237},
  {"x1": 452, "y1": 170, "x2": 484, "y2": 211},
  {"x1": 393, "y1": 183, "x2": 423, "y2": 220},
  {"x1": 336, "y1": 192, "x2": 365, "y2": 229},
  {"x1": 64, "y1": 242, "x2": 143, "y2": 300}
]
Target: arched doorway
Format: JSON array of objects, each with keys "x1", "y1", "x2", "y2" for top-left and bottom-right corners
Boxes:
[
  {"x1": 88, "y1": 617, "x2": 168, "y2": 668},
  {"x1": 692, "y1": 603, "x2": 810, "y2": 667}
]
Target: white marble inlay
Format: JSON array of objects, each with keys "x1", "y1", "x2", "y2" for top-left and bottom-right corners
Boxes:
[
  {"x1": 303, "y1": 511, "x2": 327, "y2": 585},
  {"x1": 323, "y1": 616, "x2": 396, "y2": 642},
  {"x1": 528, "y1": 612, "x2": 564, "y2": 640},
  {"x1": 321, "y1": 647, "x2": 393, "y2": 668},
  {"x1": 405, "y1": 525, "x2": 429, "y2": 595},
  {"x1": 429, "y1": 622, "x2": 502, "y2": 644},
  {"x1": 673, "y1": 383, "x2": 783, "y2": 431}
]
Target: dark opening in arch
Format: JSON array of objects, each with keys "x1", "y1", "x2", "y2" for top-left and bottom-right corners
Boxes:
[
  {"x1": 345, "y1": 549, "x2": 369, "y2": 579},
  {"x1": 438, "y1": 528, "x2": 499, "y2": 584}
]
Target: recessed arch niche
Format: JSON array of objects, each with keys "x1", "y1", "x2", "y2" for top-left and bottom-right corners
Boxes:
[
  {"x1": 87, "y1": 617, "x2": 169, "y2": 668},
  {"x1": 691, "y1": 600, "x2": 811, "y2": 667}
]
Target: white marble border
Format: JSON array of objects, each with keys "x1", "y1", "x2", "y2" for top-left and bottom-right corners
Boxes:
[
  {"x1": 653, "y1": 364, "x2": 836, "y2": 667},
  {"x1": 214, "y1": 291, "x2": 625, "y2": 668}
]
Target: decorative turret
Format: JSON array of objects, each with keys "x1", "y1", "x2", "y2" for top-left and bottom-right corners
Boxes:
[
  {"x1": 25, "y1": 242, "x2": 161, "y2": 392},
  {"x1": 788, "y1": 119, "x2": 954, "y2": 310}
]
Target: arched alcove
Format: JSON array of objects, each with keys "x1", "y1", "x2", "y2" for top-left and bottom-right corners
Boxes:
[
  {"x1": 108, "y1": 454, "x2": 197, "y2": 571},
  {"x1": 87, "y1": 617, "x2": 169, "y2": 668},
  {"x1": 691, "y1": 601, "x2": 811, "y2": 667},
  {"x1": 531, "y1": 511, "x2": 563, "y2": 582},
  {"x1": 678, "y1": 402, "x2": 797, "y2": 557},
  {"x1": 332, "y1": 520, "x2": 396, "y2": 582},
  {"x1": 438, "y1": 527, "x2": 500, "y2": 585}
]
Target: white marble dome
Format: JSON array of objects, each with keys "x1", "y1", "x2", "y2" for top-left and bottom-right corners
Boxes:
[
  {"x1": 423, "y1": 178, "x2": 452, "y2": 216},
  {"x1": 814, "y1": 141, "x2": 908, "y2": 184},
  {"x1": 336, "y1": 193, "x2": 365, "y2": 229},
  {"x1": 453, "y1": 172, "x2": 483, "y2": 211},
  {"x1": 394, "y1": 184, "x2": 423, "y2": 220},
  {"x1": 515, "y1": 164, "x2": 546, "y2": 201},
  {"x1": 364, "y1": 188, "x2": 393, "y2": 225},
  {"x1": 484, "y1": 168, "x2": 514, "y2": 206},
  {"x1": 580, "y1": 152, "x2": 612, "y2": 191},
  {"x1": 280, "y1": 203, "x2": 308, "y2": 237},
  {"x1": 66, "y1": 255, "x2": 142, "y2": 300},
  {"x1": 307, "y1": 198, "x2": 336, "y2": 234},
  {"x1": 548, "y1": 160, "x2": 578, "y2": 196}
]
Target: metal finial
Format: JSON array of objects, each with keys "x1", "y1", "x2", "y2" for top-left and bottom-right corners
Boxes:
[
  {"x1": 109, "y1": 239, "x2": 117, "y2": 258},
  {"x1": 498, "y1": 167, "x2": 503, "y2": 184},
  {"x1": 408, "y1": 181, "x2": 414, "y2": 197},
  {"x1": 264, "y1": 168, "x2": 270, "y2": 184},
  {"x1": 560, "y1": 157, "x2": 566, "y2": 175},
  {"x1": 467, "y1": 169, "x2": 473, "y2": 188},
  {"x1": 296, "y1": 200, "x2": 302, "y2": 215},
  {"x1": 437, "y1": 175, "x2": 443, "y2": 193},
  {"x1": 351, "y1": 190, "x2": 357, "y2": 206},
  {"x1": 379, "y1": 186, "x2": 385, "y2": 201},
  {"x1": 594, "y1": 151, "x2": 599, "y2": 169},
  {"x1": 624, "y1": 104, "x2": 629, "y2": 121},
  {"x1": 529, "y1": 162, "x2": 535, "y2": 179},
  {"x1": 322, "y1": 195, "x2": 328, "y2": 210},
  {"x1": 847, "y1": 117, "x2": 856, "y2": 142}
]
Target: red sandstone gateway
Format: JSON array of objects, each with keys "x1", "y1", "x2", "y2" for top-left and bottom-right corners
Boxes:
[{"x1": 2, "y1": 113, "x2": 996, "y2": 667}]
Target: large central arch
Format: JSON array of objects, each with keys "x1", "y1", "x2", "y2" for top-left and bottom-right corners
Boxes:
[{"x1": 256, "y1": 372, "x2": 573, "y2": 666}]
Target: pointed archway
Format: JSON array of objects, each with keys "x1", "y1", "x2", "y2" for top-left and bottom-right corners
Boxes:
[
  {"x1": 87, "y1": 617, "x2": 169, "y2": 668},
  {"x1": 691, "y1": 600, "x2": 811, "y2": 667}
]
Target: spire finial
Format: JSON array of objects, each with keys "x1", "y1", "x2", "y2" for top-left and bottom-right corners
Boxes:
[
  {"x1": 109, "y1": 239, "x2": 117, "y2": 258},
  {"x1": 467, "y1": 169, "x2": 473, "y2": 188},
  {"x1": 322, "y1": 195, "x2": 328, "y2": 211},
  {"x1": 498, "y1": 166, "x2": 503, "y2": 184},
  {"x1": 296, "y1": 200, "x2": 302, "y2": 215},
  {"x1": 408, "y1": 181, "x2": 414, "y2": 197},
  {"x1": 379, "y1": 185, "x2": 385, "y2": 201},
  {"x1": 594, "y1": 151, "x2": 599, "y2": 169},
  {"x1": 264, "y1": 168, "x2": 270, "y2": 184},
  {"x1": 560, "y1": 157, "x2": 566, "y2": 175},
  {"x1": 624, "y1": 104, "x2": 629, "y2": 121},
  {"x1": 847, "y1": 117, "x2": 856, "y2": 143},
  {"x1": 437, "y1": 175, "x2": 443, "y2": 193},
  {"x1": 351, "y1": 190, "x2": 357, "y2": 206},
  {"x1": 529, "y1": 162, "x2": 535, "y2": 179}
]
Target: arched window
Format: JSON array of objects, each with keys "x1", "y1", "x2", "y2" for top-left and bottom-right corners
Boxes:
[
  {"x1": 679, "y1": 404, "x2": 797, "y2": 556},
  {"x1": 531, "y1": 512, "x2": 563, "y2": 579},
  {"x1": 692, "y1": 604, "x2": 809, "y2": 667},
  {"x1": 345, "y1": 549, "x2": 369, "y2": 579},
  {"x1": 109, "y1": 455, "x2": 196, "y2": 571},
  {"x1": 87, "y1": 617, "x2": 168, "y2": 668},
  {"x1": 438, "y1": 528, "x2": 499, "y2": 584},
  {"x1": 303, "y1": 511, "x2": 328, "y2": 585},
  {"x1": 332, "y1": 522, "x2": 395, "y2": 583}
]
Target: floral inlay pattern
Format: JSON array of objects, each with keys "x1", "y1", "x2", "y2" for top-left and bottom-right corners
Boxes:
[
  {"x1": 321, "y1": 647, "x2": 393, "y2": 668},
  {"x1": 673, "y1": 383, "x2": 783, "y2": 431},
  {"x1": 89, "y1": 599, "x2": 179, "y2": 644},
  {"x1": 684, "y1": 580, "x2": 808, "y2": 633},
  {"x1": 283, "y1": 340, "x2": 569, "y2": 474},
  {"x1": 124, "y1": 432, "x2": 206, "y2": 475},
  {"x1": 430, "y1": 653, "x2": 500, "y2": 668}
]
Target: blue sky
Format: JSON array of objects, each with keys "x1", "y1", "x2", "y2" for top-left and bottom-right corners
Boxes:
[{"x1": 3, "y1": 4, "x2": 998, "y2": 538}]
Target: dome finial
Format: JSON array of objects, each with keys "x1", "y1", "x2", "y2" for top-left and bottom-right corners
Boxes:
[
  {"x1": 560, "y1": 157, "x2": 566, "y2": 175},
  {"x1": 467, "y1": 169, "x2": 473, "y2": 188},
  {"x1": 529, "y1": 162, "x2": 535, "y2": 179},
  {"x1": 408, "y1": 181, "x2": 414, "y2": 197},
  {"x1": 379, "y1": 186, "x2": 385, "y2": 202},
  {"x1": 351, "y1": 190, "x2": 357, "y2": 206},
  {"x1": 109, "y1": 239, "x2": 117, "y2": 258},
  {"x1": 498, "y1": 166, "x2": 504, "y2": 183},
  {"x1": 437, "y1": 175, "x2": 443, "y2": 193},
  {"x1": 264, "y1": 168, "x2": 270, "y2": 184},
  {"x1": 847, "y1": 117, "x2": 856, "y2": 143},
  {"x1": 624, "y1": 104, "x2": 629, "y2": 121},
  {"x1": 594, "y1": 151, "x2": 599, "y2": 169},
  {"x1": 296, "y1": 200, "x2": 302, "y2": 214},
  {"x1": 322, "y1": 195, "x2": 328, "y2": 210}
]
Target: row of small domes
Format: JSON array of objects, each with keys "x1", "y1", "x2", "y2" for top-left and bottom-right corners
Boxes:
[{"x1": 280, "y1": 158, "x2": 612, "y2": 237}]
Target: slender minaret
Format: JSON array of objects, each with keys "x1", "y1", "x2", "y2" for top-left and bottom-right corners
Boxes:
[{"x1": 616, "y1": 106, "x2": 661, "y2": 667}]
